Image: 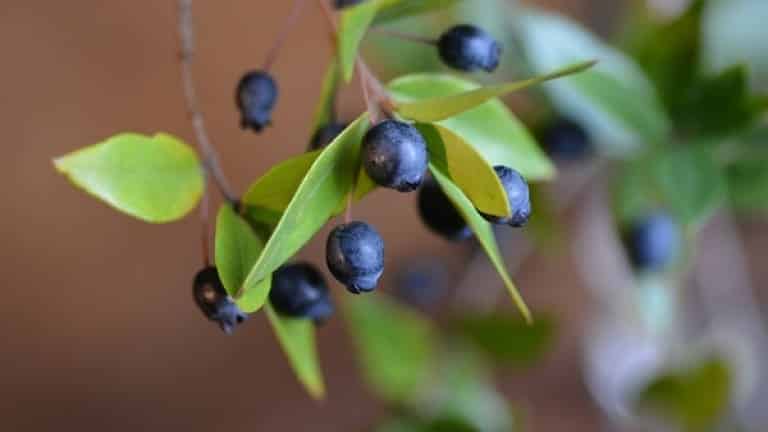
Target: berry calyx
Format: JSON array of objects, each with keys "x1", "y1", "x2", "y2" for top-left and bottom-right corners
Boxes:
[
  {"x1": 539, "y1": 117, "x2": 591, "y2": 160},
  {"x1": 625, "y1": 212, "x2": 680, "y2": 272},
  {"x1": 418, "y1": 179, "x2": 472, "y2": 241},
  {"x1": 481, "y1": 166, "x2": 531, "y2": 227},
  {"x1": 438, "y1": 24, "x2": 501, "y2": 73},
  {"x1": 326, "y1": 221, "x2": 384, "y2": 294},
  {"x1": 192, "y1": 266, "x2": 248, "y2": 334},
  {"x1": 270, "y1": 262, "x2": 334, "y2": 323},
  {"x1": 236, "y1": 70, "x2": 278, "y2": 133},
  {"x1": 362, "y1": 119, "x2": 428, "y2": 192},
  {"x1": 309, "y1": 122, "x2": 347, "y2": 151}
]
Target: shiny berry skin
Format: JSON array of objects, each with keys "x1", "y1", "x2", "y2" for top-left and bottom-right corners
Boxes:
[
  {"x1": 192, "y1": 266, "x2": 248, "y2": 334},
  {"x1": 481, "y1": 166, "x2": 531, "y2": 227},
  {"x1": 418, "y1": 180, "x2": 472, "y2": 241},
  {"x1": 438, "y1": 25, "x2": 501, "y2": 72},
  {"x1": 309, "y1": 122, "x2": 347, "y2": 151},
  {"x1": 362, "y1": 120, "x2": 428, "y2": 192},
  {"x1": 626, "y1": 212, "x2": 680, "y2": 272},
  {"x1": 334, "y1": 0, "x2": 364, "y2": 9},
  {"x1": 270, "y1": 262, "x2": 334, "y2": 323},
  {"x1": 539, "y1": 117, "x2": 591, "y2": 160},
  {"x1": 326, "y1": 221, "x2": 384, "y2": 294},
  {"x1": 236, "y1": 71, "x2": 278, "y2": 133}
]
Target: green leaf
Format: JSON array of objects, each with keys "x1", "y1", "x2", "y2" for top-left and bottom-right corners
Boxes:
[
  {"x1": 344, "y1": 294, "x2": 435, "y2": 402},
  {"x1": 388, "y1": 74, "x2": 555, "y2": 180},
  {"x1": 637, "y1": 357, "x2": 731, "y2": 431},
  {"x1": 416, "y1": 123, "x2": 509, "y2": 217},
  {"x1": 265, "y1": 304, "x2": 325, "y2": 399},
  {"x1": 373, "y1": 0, "x2": 463, "y2": 24},
  {"x1": 311, "y1": 58, "x2": 341, "y2": 133},
  {"x1": 214, "y1": 204, "x2": 269, "y2": 312},
  {"x1": 53, "y1": 133, "x2": 204, "y2": 223},
  {"x1": 338, "y1": 1, "x2": 381, "y2": 82},
  {"x1": 726, "y1": 158, "x2": 768, "y2": 212},
  {"x1": 454, "y1": 314, "x2": 555, "y2": 366},
  {"x1": 394, "y1": 61, "x2": 596, "y2": 122},
  {"x1": 240, "y1": 115, "x2": 370, "y2": 300},
  {"x1": 518, "y1": 11, "x2": 670, "y2": 155},
  {"x1": 429, "y1": 164, "x2": 531, "y2": 322}
]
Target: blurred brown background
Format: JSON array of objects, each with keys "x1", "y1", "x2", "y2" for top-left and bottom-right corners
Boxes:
[{"x1": 2, "y1": 1, "x2": 766, "y2": 431}]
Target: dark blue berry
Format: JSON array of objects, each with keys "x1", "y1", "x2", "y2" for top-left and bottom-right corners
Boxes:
[
  {"x1": 626, "y1": 212, "x2": 680, "y2": 272},
  {"x1": 438, "y1": 25, "x2": 501, "y2": 72},
  {"x1": 363, "y1": 120, "x2": 428, "y2": 192},
  {"x1": 539, "y1": 117, "x2": 591, "y2": 160},
  {"x1": 481, "y1": 166, "x2": 531, "y2": 227},
  {"x1": 236, "y1": 71, "x2": 278, "y2": 133},
  {"x1": 270, "y1": 262, "x2": 334, "y2": 324},
  {"x1": 309, "y1": 122, "x2": 347, "y2": 151},
  {"x1": 394, "y1": 259, "x2": 448, "y2": 309},
  {"x1": 418, "y1": 180, "x2": 472, "y2": 241},
  {"x1": 326, "y1": 221, "x2": 384, "y2": 294},
  {"x1": 334, "y1": 0, "x2": 364, "y2": 9},
  {"x1": 192, "y1": 266, "x2": 248, "y2": 334}
]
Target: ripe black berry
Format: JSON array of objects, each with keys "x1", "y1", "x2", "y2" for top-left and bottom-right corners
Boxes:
[
  {"x1": 326, "y1": 221, "x2": 384, "y2": 294},
  {"x1": 270, "y1": 262, "x2": 334, "y2": 323},
  {"x1": 626, "y1": 212, "x2": 680, "y2": 272},
  {"x1": 539, "y1": 117, "x2": 591, "y2": 160},
  {"x1": 362, "y1": 120, "x2": 428, "y2": 192},
  {"x1": 334, "y1": 0, "x2": 364, "y2": 9},
  {"x1": 418, "y1": 180, "x2": 471, "y2": 241},
  {"x1": 236, "y1": 71, "x2": 278, "y2": 133},
  {"x1": 192, "y1": 266, "x2": 248, "y2": 334},
  {"x1": 309, "y1": 122, "x2": 347, "y2": 151},
  {"x1": 481, "y1": 166, "x2": 531, "y2": 227},
  {"x1": 438, "y1": 25, "x2": 501, "y2": 73}
]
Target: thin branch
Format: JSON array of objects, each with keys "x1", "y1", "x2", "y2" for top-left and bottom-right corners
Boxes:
[
  {"x1": 177, "y1": 0, "x2": 237, "y2": 204},
  {"x1": 263, "y1": 0, "x2": 309, "y2": 71},
  {"x1": 369, "y1": 27, "x2": 438, "y2": 45}
]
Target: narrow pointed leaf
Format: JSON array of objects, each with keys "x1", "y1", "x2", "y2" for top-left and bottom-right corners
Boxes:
[
  {"x1": 430, "y1": 164, "x2": 531, "y2": 322},
  {"x1": 311, "y1": 58, "x2": 341, "y2": 133},
  {"x1": 214, "y1": 204, "x2": 269, "y2": 312},
  {"x1": 373, "y1": 0, "x2": 463, "y2": 24},
  {"x1": 339, "y1": 1, "x2": 380, "y2": 82},
  {"x1": 416, "y1": 123, "x2": 510, "y2": 217},
  {"x1": 388, "y1": 74, "x2": 555, "y2": 180},
  {"x1": 53, "y1": 133, "x2": 204, "y2": 223},
  {"x1": 240, "y1": 115, "x2": 370, "y2": 299},
  {"x1": 265, "y1": 304, "x2": 325, "y2": 399},
  {"x1": 395, "y1": 60, "x2": 596, "y2": 122},
  {"x1": 344, "y1": 294, "x2": 435, "y2": 402}
]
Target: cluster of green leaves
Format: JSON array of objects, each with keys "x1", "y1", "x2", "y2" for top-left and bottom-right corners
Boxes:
[{"x1": 53, "y1": 0, "x2": 592, "y2": 401}]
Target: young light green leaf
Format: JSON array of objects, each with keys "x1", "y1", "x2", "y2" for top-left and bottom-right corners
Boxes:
[
  {"x1": 239, "y1": 115, "x2": 370, "y2": 299},
  {"x1": 265, "y1": 304, "x2": 325, "y2": 399},
  {"x1": 388, "y1": 74, "x2": 555, "y2": 180},
  {"x1": 344, "y1": 294, "x2": 435, "y2": 402},
  {"x1": 518, "y1": 11, "x2": 670, "y2": 155},
  {"x1": 338, "y1": 1, "x2": 381, "y2": 82},
  {"x1": 395, "y1": 60, "x2": 596, "y2": 122},
  {"x1": 214, "y1": 204, "x2": 270, "y2": 312},
  {"x1": 637, "y1": 357, "x2": 731, "y2": 431},
  {"x1": 430, "y1": 164, "x2": 531, "y2": 323},
  {"x1": 53, "y1": 133, "x2": 204, "y2": 223},
  {"x1": 416, "y1": 123, "x2": 509, "y2": 217},
  {"x1": 373, "y1": 0, "x2": 462, "y2": 24},
  {"x1": 311, "y1": 58, "x2": 341, "y2": 133}
]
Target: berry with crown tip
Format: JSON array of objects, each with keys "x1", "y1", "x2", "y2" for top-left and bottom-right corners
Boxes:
[
  {"x1": 626, "y1": 212, "x2": 680, "y2": 271},
  {"x1": 438, "y1": 24, "x2": 501, "y2": 72},
  {"x1": 309, "y1": 122, "x2": 347, "y2": 151},
  {"x1": 236, "y1": 70, "x2": 278, "y2": 133},
  {"x1": 362, "y1": 119, "x2": 428, "y2": 192},
  {"x1": 334, "y1": 0, "x2": 364, "y2": 9},
  {"x1": 418, "y1": 179, "x2": 472, "y2": 241},
  {"x1": 270, "y1": 262, "x2": 334, "y2": 324},
  {"x1": 539, "y1": 117, "x2": 591, "y2": 160},
  {"x1": 192, "y1": 266, "x2": 248, "y2": 334},
  {"x1": 326, "y1": 221, "x2": 384, "y2": 294},
  {"x1": 481, "y1": 166, "x2": 531, "y2": 227}
]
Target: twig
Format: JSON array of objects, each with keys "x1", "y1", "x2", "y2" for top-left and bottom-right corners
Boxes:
[
  {"x1": 177, "y1": 0, "x2": 237, "y2": 204},
  {"x1": 263, "y1": 0, "x2": 309, "y2": 71},
  {"x1": 369, "y1": 27, "x2": 438, "y2": 45}
]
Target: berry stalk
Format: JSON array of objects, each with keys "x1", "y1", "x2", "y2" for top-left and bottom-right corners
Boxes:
[
  {"x1": 369, "y1": 27, "x2": 438, "y2": 45},
  {"x1": 262, "y1": 0, "x2": 310, "y2": 71}
]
